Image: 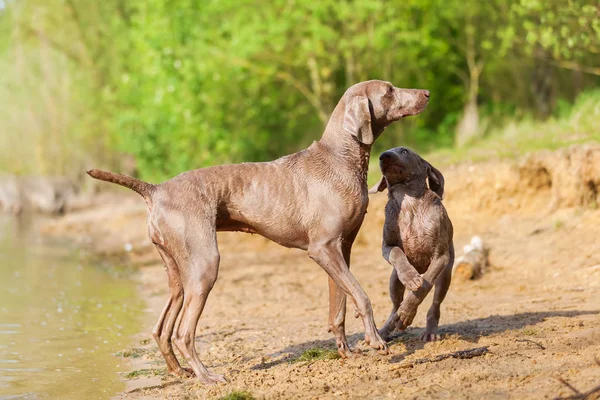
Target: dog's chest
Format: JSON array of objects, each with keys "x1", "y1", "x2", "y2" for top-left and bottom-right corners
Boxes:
[{"x1": 396, "y1": 207, "x2": 435, "y2": 273}]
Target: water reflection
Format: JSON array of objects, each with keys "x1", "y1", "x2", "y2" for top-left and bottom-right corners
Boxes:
[{"x1": 0, "y1": 215, "x2": 143, "y2": 399}]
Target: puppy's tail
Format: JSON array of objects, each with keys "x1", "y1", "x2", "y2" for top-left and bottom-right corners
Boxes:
[{"x1": 86, "y1": 169, "x2": 154, "y2": 200}]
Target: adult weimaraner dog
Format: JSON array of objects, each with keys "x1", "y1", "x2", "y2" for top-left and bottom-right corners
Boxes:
[
  {"x1": 87, "y1": 80, "x2": 430, "y2": 384},
  {"x1": 369, "y1": 147, "x2": 454, "y2": 342}
]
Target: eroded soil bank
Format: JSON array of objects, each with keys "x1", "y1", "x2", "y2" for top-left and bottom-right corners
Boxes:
[{"x1": 42, "y1": 144, "x2": 600, "y2": 400}]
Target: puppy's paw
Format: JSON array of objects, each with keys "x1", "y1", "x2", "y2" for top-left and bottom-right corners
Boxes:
[
  {"x1": 378, "y1": 315, "x2": 399, "y2": 343},
  {"x1": 397, "y1": 268, "x2": 424, "y2": 291},
  {"x1": 397, "y1": 305, "x2": 417, "y2": 331},
  {"x1": 378, "y1": 328, "x2": 391, "y2": 343},
  {"x1": 404, "y1": 274, "x2": 424, "y2": 291}
]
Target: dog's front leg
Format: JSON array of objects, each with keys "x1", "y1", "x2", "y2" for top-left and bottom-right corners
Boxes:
[
  {"x1": 383, "y1": 244, "x2": 423, "y2": 291},
  {"x1": 397, "y1": 252, "x2": 450, "y2": 331},
  {"x1": 309, "y1": 240, "x2": 389, "y2": 355}
]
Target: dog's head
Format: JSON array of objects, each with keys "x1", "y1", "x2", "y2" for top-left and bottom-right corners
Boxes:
[
  {"x1": 341, "y1": 80, "x2": 430, "y2": 145},
  {"x1": 369, "y1": 147, "x2": 444, "y2": 199}
]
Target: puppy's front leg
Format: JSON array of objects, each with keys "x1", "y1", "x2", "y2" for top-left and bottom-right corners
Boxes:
[
  {"x1": 383, "y1": 244, "x2": 423, "y2": 291},
  {"x1": 397, "y1": 252, "x2": 450, "y2": 330}
]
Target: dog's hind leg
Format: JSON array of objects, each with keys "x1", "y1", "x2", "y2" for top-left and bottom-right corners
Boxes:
[
  {"x1": 378, "y1": 268, "x2": 405, "y2": 341},
  {"x1": 172, "y1": 223, "x2": 225, "y2": 384},
  {"x1": 151, "y1": 244, "x2": 190, "y2": 377},
  {"x1": 421, "y1": 256, "x2": 453, "y2": 342}
]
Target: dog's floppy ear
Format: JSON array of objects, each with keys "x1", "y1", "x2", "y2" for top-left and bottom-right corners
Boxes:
[
  {"x1": 368, "y1": 176, "x2": 387, "y2": 194},
  {"x1": 424, "y1": 161, "x2": 445, "y2": 199},
  {"x1": 343, "y1": 95, "x2": 374, "y2": 145}
]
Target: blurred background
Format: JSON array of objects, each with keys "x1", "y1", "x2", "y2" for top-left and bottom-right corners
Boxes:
[{"x1": 0, "y1": 0, "x2": 599, "y2": 182}]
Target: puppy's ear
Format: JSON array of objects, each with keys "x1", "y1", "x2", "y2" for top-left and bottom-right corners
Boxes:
[
  {"x1": 343, "y1": 95, "x2": 374, "y2": 145},
  {"x1": 424, "y1": 161, "x2": 445, "y2": 199},
  {"x1": 368, "y1": 176, "x2": 387, "y2": 194}
]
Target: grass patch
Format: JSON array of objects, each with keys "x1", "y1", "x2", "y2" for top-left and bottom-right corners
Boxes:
[
  {"x1": 124, "y1": 368, "x2": 168, "y2": 379},
  {"x1": 292, "y1": 347, "x2": 340, "y2": 363},
  {"x1": 521, "y1": 327, "x2": 538, "y2": 336},
  {"x1": 553, "y1": 219, "x2": 565, "y2": 230},
  {"x1": 115, "y1": 347, "x2": 147, "y2": 359},
  {"x1": 219, "y1": 392, "x2": 256, "y2": 400}
]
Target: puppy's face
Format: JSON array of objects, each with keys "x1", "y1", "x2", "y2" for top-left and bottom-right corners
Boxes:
[
  {"x1": 342, "y1": 81, "x2": 430, "y2": 145},
  {"x1": 379, "y1": 147, "x2": 427, "y2": 186},
  {"x1": 370, "y1": 147, "x2": 445, "y2": 199}
]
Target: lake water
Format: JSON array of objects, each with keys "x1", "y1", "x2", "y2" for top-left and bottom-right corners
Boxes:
[{"x1": 0, "y1": 215, "x2": 143, "y2": 399}]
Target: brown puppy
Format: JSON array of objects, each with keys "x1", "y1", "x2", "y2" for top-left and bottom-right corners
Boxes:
[
  {"x1": 369, "y1": 147, "x2": 454, "y2": 342},
  {"x1": 87, "y1": 80, "x2": 430, "y2": 384}
]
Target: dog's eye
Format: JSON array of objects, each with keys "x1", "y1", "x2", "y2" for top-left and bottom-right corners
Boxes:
[
  {"x1": 401, "y1": 149, "x2": 408, "y2": 154},
  {"x1": 387, "y1": 86, "x2": 394, "y2": 95}
]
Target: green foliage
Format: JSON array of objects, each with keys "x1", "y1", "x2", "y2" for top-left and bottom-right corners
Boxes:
[
  {"x1": 420, "y1": 88, "x2": 600, "y2": 167},
  {"x1": 0, "y1": 0, "x2": 599, "y2": 179}
]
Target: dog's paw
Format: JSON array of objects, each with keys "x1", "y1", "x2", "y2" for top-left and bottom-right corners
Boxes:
[
  {"x1": 342, "y1": 347, "x2": 364, "y2": 358},
  {"x1": 397, "y1": 305, "x2": 417, "y2": 331},
  {"x1": 364, "y1": 331, "x2": 389, "y2": 354},
  {"x1": 403, "y1": 274, "x2": 424, "y2": 291},
  {"x1": 170, "y1": 366, "x2": 195, "y2": 378},
  {"x1": 337, "y1": 341, "x2": 363, "y2": 358},
  {"x1": 378, "y1": 328, "x2": 391, "y2": 343},
  {"x1": 197, "y1": 371, "x2": 227, "y2": 385},
  {"x1": 397, "y1": 268, "x2": 424, "y2": 291},
  {"x1": 419, "y1": 332, "x2": 441, "y2": 342},
  {"x1": 378, "y1": 317, "x2": 398, "y2": 343}
]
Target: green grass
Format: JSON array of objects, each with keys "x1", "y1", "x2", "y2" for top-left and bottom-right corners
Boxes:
[
  {"x1": 553, "y1": 219, "x2": 565, "y2": 230},
  {"x1": 115, "y1": 347, "x2": 147, "y2": 358},
  {"x1": 521, "y1": 327, "x2": 538, "y2": 336},
  {"x1": 292, "y1": 347, "x2": 340, "y2": 363},
  {"x1": 219, "y1": 392, "x2": 256, "y2": 400},
  {"x1": 124, "y1": 368, "x2": 168, "y2": 379}
]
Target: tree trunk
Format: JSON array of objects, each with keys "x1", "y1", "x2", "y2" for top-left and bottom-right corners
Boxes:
[
  {"x1": 456, "y1": 24, "x2": 483, "y2": 148},
  {"x1": 455, "y1": 78, "x2": 480, "y2": 147}
]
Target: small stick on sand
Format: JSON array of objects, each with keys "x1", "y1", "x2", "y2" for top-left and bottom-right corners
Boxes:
[
  {"x1": 516, "y1": 338, "x2": 546, "y2": 350},
  {"x1": 553, "y1": 356, "x2": 600, "y2": 400},
  {"x1": 392, "y1": 346, "x2": 490, "y2": 369}
]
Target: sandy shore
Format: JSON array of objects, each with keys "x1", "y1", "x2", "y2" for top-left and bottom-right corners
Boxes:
[{"x1": 41, "y1": 146, "x2": 600, "y2": 399}]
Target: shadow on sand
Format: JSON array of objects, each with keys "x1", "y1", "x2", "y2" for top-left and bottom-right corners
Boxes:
[{"x1": 251, "y1": 309, "x2": 599, "y2": 369}]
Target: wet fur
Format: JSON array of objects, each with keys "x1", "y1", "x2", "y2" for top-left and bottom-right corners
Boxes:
[
  {"x1": 87, "y1": 81, "x2": 430, "y2": 383},
  {"x1": 370, "y1": 147, "x2": 454, "y2": 342}
]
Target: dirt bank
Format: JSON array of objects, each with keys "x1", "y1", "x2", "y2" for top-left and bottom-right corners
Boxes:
[{"x1": 42, "y1": 145, "x2": 600, "y2": 400}]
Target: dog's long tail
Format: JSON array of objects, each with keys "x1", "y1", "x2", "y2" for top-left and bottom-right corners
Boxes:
[{"x1": 86, "y1": 169, "x2": 154, "y2": 199}]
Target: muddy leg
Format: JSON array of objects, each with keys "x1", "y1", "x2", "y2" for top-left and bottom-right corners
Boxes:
[
  {"x1": 151, "y1": 245, "x2": 191, "y2": 377},
  {"x1": 379, "y1": 268, "x2": 405, "y2": 341}
]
